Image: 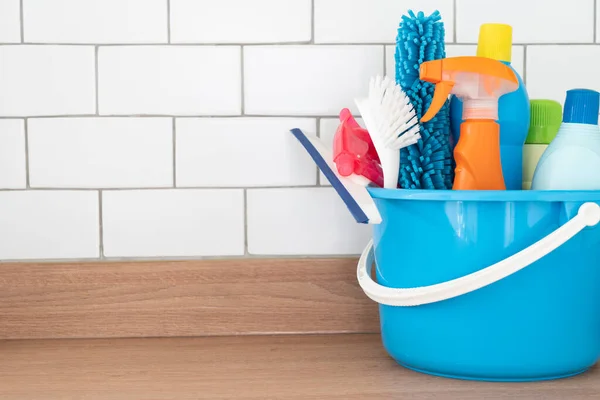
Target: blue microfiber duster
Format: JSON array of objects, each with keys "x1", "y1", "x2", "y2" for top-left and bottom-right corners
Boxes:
[{"x1": 395, "y1": 10, "x2": 454, "y2": 190}]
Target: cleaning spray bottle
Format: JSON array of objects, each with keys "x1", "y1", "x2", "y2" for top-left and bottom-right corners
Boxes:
[
  {"x1": 333, "y1": 108, "x2": 384, "y2": 187},
  {"x1": 449, "y1": 23, "x2": 530, "y2": 190},
  {"x1": 522, "y1": 100, "x2": 562, "y2": 189},
  {"x1": 531, "y1": 89, "x2": 600, "y2": 190},
  {"x1": 420, "y1": 56, "x2": 519, "y2": 190}
]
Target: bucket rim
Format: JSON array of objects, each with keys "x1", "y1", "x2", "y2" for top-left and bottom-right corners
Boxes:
[{"x1": 367, "y1": 188, "x2": 600, "y2": 202}]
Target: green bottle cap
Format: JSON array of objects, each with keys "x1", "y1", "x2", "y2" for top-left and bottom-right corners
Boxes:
[{"x1": 525, "y1": 99, "x2": 562, "y2": 144}]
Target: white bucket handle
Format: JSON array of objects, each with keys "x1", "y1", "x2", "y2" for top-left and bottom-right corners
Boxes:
[{"x1": 357, "y1": 202, "x2": 600, "y2": 307}]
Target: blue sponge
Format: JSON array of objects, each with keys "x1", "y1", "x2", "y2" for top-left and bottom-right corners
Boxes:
[{"x1": 395, "y1": 10, "x2": 454, "y2": 190}]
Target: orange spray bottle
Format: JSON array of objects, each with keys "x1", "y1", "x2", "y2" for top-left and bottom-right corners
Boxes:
[{"x1": 419, "y1": 56, "x2": 519, "y2": 190}]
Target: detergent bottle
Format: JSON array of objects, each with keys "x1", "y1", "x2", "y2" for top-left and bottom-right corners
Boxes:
[
  {"x1": 522, "y1": 100, "x2": 562, "y2": 189},
  {"x1": 531, "y1": 89, "x2": 600, "y2": 190},
  {"x1": 420, "y1": 56, "x2": 519, "y2": 190},
  {"x1": 449, "y1": 23, "x2": 530, "y2": 190}
]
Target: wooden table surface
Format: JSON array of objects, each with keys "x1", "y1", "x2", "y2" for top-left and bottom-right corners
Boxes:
[{"x1": 1, "y1": 334, "x2": 599, "y2": 399}]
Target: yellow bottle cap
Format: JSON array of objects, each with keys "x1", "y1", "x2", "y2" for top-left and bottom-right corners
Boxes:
[{"x1": 477, "y1": 23, "x2": 512, "y2": 63}]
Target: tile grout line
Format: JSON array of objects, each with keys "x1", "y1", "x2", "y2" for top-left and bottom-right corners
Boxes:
[
  {"x1": 2, "y1": 42, "x2": 319, "y2": 46},
  {"x1": 243, "y1": 189, "x2": 249, "y2": 255},
  {"x1": 167, "y1": 0, "x2": 171, "y2": 43},
  {"x1": 95, "y1": 46, "x2": 99, "y2": 115},
  {"x1": 0, "y1": 252, "x2": 362, "y2": 263},
  {"x1": 0, "y1": 185, "x2": 331, "y2": 191},
  {"x1": 24, "y1": 118, "x2": 30, "y2": 188},
  {"x1": 98, "y1": 191, "x2": 104, "y2": 258},
  {"x1": 382, "y1": 45, "x2": 387, "y2": 76},
  {"x1": 0, "y1": 42, "x2": 598, "y2": 46},
  {"x1": 310, "y1": 0, "x2": 315, "y2": 43},
  {"x1": 523, "y1": 45, "x2": 527, "y2": 86},
  {"x1": 1, "y1": 99, "x2": 596, "y2": 120},
  {"x1": 172, "y1": 117, "x2": 177, "y2": 187},
  {"x1": 595, "y1": 0, "x2": 598, "y2": 43},
  {"x1": 240, "y1": 47, "x2": 245, "y2": 115},
  {"x1": 0, "y1": 114, "x2": 337, "y2": 119},
  {"x1": 19, "y1": 0, "x2": 24, "y2": 42},
  {"x1": 453, "y1": 0, "x2": 457, "y2": 43}
]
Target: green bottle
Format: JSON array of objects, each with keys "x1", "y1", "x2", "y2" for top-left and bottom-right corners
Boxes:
[{"x1": 522, "y1": 100, "x2": 562, "y2": 189}]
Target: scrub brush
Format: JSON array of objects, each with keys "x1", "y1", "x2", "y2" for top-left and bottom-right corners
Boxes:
[
  {"x1": 355, "y1": 75, "x2": 421, "y2": 188},
  {"x1": 395, "y1": 10, "x2": 453, "y2": 189}
]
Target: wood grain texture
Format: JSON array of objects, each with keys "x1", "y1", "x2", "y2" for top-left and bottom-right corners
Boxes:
[
  {"x1": 0, "y1": 334, "x2": 598, "y2": 400},
  {"x1": 0, "y1": 258, "x2": 379, "y2": 339}
]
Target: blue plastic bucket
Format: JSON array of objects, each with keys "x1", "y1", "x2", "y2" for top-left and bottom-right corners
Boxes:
[{"x1": 357, "y1": 189, "x2": 600, "y2": 382}]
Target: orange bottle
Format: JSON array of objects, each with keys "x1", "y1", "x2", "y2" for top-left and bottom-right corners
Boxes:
[{"x1": 420, "y1": 56, "x2": 519, "y2": 190}]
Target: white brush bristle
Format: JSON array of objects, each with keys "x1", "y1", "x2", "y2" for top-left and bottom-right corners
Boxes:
[{"x1": 365, "y1": 76, "x2": 421, "y2": 151}]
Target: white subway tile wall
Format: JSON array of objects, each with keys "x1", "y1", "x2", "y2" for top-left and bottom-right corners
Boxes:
[
  {"x1": 23, "y1": 0, "x2": 168, "y2": 43},
  {"x1": 28, "y1": 118, "x2": 173, "y2": 188},
  {"x1": 102, "y1": 189, "x2": 244, "y2": 257},
  {"x1": 456, "y1": 0, "x2": 594, "y2": 44},
  {"x1": 176, "y1": 118, "x2": 317, "y2": 187},
  {"x1": 170, "y1": 0, "x2": 311, "y2": 43},
  {"x1": 526, "y1": 45, "x2": 600, "y2": 104},
  {"x1": 0, "y1": 119, "x2": 26, "y2": 188},
  {"x1": 98, "y1": 46, "x2": 241, "y2": 115},
  {"x1": 0, "y1": 0, "x2": 597, "y2": 259},
  {"x1": 0, "y1": 45, "x2": 95, "y2": 116},
  {"x1": 0, "y1": 0, "x2": 21, "y2": 43},
  {"x1": 315, "y1": 0, "x2": 454, "y2": 44},
  {"x1": 0, "y1": 191, "x2": 99, "y2": 259},
  {"x1": 244, "y1": 45, "x2": 383, "y2": 116},
  {"x1": 247, "y1": 188, "x2": 372, "y2": 255}
]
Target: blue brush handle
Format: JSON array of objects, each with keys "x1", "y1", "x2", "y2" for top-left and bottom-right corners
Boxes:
[{"x1": 289, "y1": 128, "x2": 370, "y2": 224}]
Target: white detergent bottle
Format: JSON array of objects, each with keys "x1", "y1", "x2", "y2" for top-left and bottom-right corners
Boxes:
[{"x1": 532, "y1": 89, "x2": 600, "y2": 190}]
